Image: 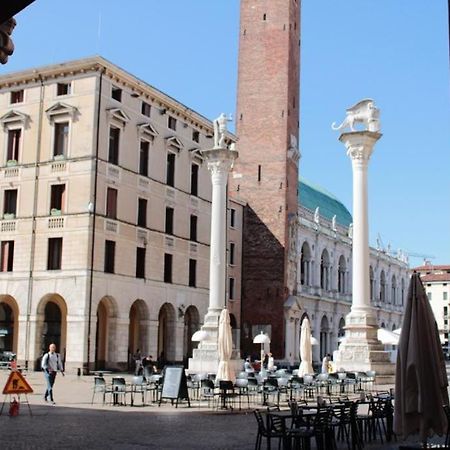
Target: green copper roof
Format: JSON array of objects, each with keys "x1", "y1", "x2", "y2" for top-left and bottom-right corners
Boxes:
[{"x1": 298, "y1": 179, "x2": 353, "y2": 227}]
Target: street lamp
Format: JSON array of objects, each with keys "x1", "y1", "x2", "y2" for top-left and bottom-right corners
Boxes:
[{"x1": 253, "y1": 331, "x2": 271, "y2": 369}]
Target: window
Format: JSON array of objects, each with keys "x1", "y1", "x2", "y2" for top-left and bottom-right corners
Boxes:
[
  {"x1": 427, "y1": 292, "x2": 432, "y2": 301},
  {"x1": 444, "y1": 292, "x2": 448, "y2": 301},
  {"x1": 108, "y1": 127, "x2": 120, "y2": 165},
  {"x1": 137, "y1": 198, "x2": 147, "y2": 227},
  {"x1": 136, "y1": 247, "x2": 146, "y2": 279},
  {"x1": 57, "y1": 83, "x2": 71, "y2": 96},
  {"x1": 0, "y1": 241, "x2": 14, "y2": 272},
  {"x1": 3, "y1": 189, "x2": 17, "y2": 216},
  {"x1": 190, "y1": 164, "x2": 199, "y2": 196},
  {"x1": 50, "y1": 184, "x2": 66, "y2": 213},
  {"x1": 165, "y1": 207, "x2": 174, "y2": 235},
  {"x1": 10, "y1": 90, "x2": 23, "y2": 104},
  {"x1": 164, "y1": 253, "x2": 172, "y2": 283},
  {"x1": 47, "y1": 238, "x2": 62, "y2": 270},
  {"x1": 190, "y1": 215, "x2": 197, "y2": 241},
  {"x1": 141, "y1": 101, "x2": 151, "y2": 117},
  {"x1": 189, "y1": 259, "x2": 196, "y2": 287},
  {"x1": 229, "y1": 277, "x2": 235, "y2": 300},
  {"x1": 139, "y1": 140, "x2": 149, "y2": 176},
  {"x1": 104, "y1": 240, "x2": 115, "y2": 273},
  {"x1": 7, "y1": 129, "x2": 21, "y2": 162},
  {"x1": 192, "y1": 130, "x2": 200, "y2": 143},
  {"x1": 166, "y1": 153, "x2": 175, "y2": 187},
  {"x1": 106, "y1": 188, "x2": 117, "y2": 219},
  {"x1": 53, "y1": 122, "x2": 69, "y2": 157},
  {"x1": 168, "y1": 116, "x2": 177, "y2": 131},
  {"x1": 111, "y1": 86, "x2": 122, "y2": 102},
  {"x1": 444, "y1": 306, "x2": 448, "y2": 317},
  {"x1": 229, "y1": 242, "x2": 235, "y2": 265},
  {"x1": 230, "y1": 208, "x2": 236, "y2": 228}
]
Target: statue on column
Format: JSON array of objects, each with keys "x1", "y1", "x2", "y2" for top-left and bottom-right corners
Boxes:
[
  {"x1": 213, "y1": 113, "x2": 232, "y2": 149},
  {"x1": 332, "y1": 99, "x2": 380, "y2": 133}
]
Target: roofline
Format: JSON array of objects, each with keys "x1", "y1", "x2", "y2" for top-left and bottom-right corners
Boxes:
[{"x1": 0, "y1": 55, "x2": 237, "y2": 140}]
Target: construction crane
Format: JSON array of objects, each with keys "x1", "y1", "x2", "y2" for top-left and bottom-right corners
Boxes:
[{"x1": 403, "y1": 251, "x2": 436, "y2": 267}]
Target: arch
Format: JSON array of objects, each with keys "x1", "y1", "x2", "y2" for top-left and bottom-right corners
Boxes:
[
  {"x1": 300, "y1": 241, "x2": 312, "y2": 286},
  {"x1": 0, "y1": 295, "x2": 19, "y2": 354},
  {"x1": 158, "y1": 303, "x2": 176, "y2": 363},
  {"x1": 95, "y1": 295, "x2": 118, "y2": 370},
  {"x1": 391, "y1": 275, "x2": 397, "y2": 305},
  {"x1": 128, "y1": 299, "x2": 149, "y2": 362},
  {"x1": 36, "y1": 294, "x2": 67, "y2": 363},
  {"x1": 381, "y1": 322, "x2": 386, "y2": 328},
  {"x1": 369, "y1": 266, "x2": 375, "y2": 301},
  {"x1": 320, "y1": 315, "x2": 329, "y2": 358},
  {"x1": 392, "y1": 323, "x2": 397, "y2": 331},
  {"x1": 320, "y1": 249, "x2": 331, "y2": 290},
  {"x1": 380, "y1": 270, "x2": 386, "y2": 302},
  {"x1": 337, "y1": 255, "x2": 346, "y2": 294},
  {"x1": 183, "y1": 305, "x2": 200, "y2": 361}
]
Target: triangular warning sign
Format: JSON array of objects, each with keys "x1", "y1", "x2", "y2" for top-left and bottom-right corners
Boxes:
[{"x1": 3, "y1": 371, "x2": 33, "y2": 395}]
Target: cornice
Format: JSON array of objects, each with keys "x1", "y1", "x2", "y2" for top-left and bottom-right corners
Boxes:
[{"x1": 0, "y1": 56, "x2": 237, "y2": 143}]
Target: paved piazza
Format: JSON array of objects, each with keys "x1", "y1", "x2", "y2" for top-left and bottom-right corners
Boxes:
[{"x1": 0, "y1": 370, "x2": 446, "y2": 449}]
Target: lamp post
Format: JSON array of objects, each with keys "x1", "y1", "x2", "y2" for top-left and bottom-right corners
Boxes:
[{"x1": 253, "y1": 331, "x2": 271, "y2": 372}]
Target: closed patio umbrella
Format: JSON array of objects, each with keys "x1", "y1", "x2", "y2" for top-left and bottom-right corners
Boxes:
[
  {"x1": 298, "y1": 318, "x2": 314, "y2": 376},
  {"x1": 394, "y1": 273, "x2": 449, "y2": 443},
  {"x1": 216, "y1": 308, "x2": 235, "y2": 383}
]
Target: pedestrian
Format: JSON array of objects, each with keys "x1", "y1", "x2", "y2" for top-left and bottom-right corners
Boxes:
[
  {"x1": 321, "y1": 353, "x2": 331, "y2": 374},
  {"x1": 133, "y1": 348, "x2": 142, "y2": 375},
  {"x1": 41, "y1": 343, "x2": 64, "y2": 405}
]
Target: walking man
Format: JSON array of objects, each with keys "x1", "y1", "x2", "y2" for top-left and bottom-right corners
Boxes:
[{"x1": 41, "y1": 343, "x2": 64, "y2": 404}]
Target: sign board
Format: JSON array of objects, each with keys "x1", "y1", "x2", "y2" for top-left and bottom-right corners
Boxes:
[
  {"x1": 2, "y1": 370, "x2": 33, "y2": 395},
  {"x1": 159, "y1": 366, "x2": 190, "y2": 408}
]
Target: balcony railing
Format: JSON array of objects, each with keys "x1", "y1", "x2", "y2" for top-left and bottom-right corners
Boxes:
[
  {"x1": 48, "y1": 217, "x2": 64, "y2": 229},
  {"x1": 0, "y1": 220, "x2": 16, "y2": 232}
]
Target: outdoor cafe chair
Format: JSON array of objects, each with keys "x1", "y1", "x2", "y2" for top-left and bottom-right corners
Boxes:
[
  {"x1": 200, "y1": 379, "x2": 216, "y2": 408},
  {"x1": 146, "y1": 374, "x2": 162, "y2": 403},
  {"x1": 235, "y1": 378, "x2": 250, "y2": 410},
  {"x1": 111, "y1": 377, "x2": 127, "y2": 406},
  {"x1": 262, "y1": 378, "x2": 279, "y2": 407},
  {"x1": 130, "y1": 375, "x2": 146, "y2": 406},
  {"x1": 91, "y1": 376, "x2": 109, "y2": 405},
  {"x1": 303, "y1": 374, "x2": 316, "y2": 399},
  {"x1": 217, "y1": 380, "x2": 237, "y2": 410},
  {"x1": 254, "y1": 409, "x2": 285, "y2": 450}
]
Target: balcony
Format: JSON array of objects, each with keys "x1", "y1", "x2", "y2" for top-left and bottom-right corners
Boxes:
[
  {"x1": 107, "y1": 165, "x2": 120, "y2": 180},
  {"x1": 165, "y1": 236, "x2": 175, "y2": 249},
  {"x1": 4, "y1": 166, "x2": 19, "y2": 178},
  {"x1": 48, "y1": 217, "x2": 64, "y2": 229},
  {"x1": 51, "y1": 160, "x2": 67, "y2": 173},
  {"x1": 189, "y1": 242, "x2": 198, "y2": 255}
]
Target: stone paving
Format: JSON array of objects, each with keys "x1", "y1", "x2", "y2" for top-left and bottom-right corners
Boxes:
[{"x1": 0, "y1": 370, "x2": 446, "y2": 449}]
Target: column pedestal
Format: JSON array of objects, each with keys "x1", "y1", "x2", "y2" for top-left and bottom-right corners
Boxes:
[
  {"x1": 333, "y1": 128, "x2": 394, "y2": 384},
  {"x1": 188, "y1": 142, "x2": 242, "y2": 375}
]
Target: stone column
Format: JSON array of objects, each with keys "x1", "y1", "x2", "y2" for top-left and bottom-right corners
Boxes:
[
  {"x1": 188, "y1": 127, "x2": 241, "y2": 374},
  {"x1": 334, "y1": 130, "x2": 394, "y2": 383}
]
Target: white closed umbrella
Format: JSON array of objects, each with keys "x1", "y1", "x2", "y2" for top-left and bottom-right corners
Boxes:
[
  {"x1": 377, "y1": 327, "x2": 400, "y2": 345},
  {"x1": 298, "y1": 318, "x2": 314, "y2": 376},
  {"x1": 216, "y1": 309, "x2": 235, "y2": 382}
]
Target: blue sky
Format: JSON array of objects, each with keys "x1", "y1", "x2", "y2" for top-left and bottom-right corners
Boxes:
[{"x1": 6, "y1": 0, "x2": 450, "y2": 264}]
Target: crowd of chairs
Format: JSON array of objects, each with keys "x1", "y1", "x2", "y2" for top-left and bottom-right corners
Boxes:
[{"x1": 254, "y1": 393, "x2": 395, "y2": 450}]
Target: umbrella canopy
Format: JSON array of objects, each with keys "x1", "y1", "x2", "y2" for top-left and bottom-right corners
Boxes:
[
  {"x1": 298, "y1": 318, "x2": 314, "y2": 376},
  {"x1": 216, "y1": 308, "x2": 235, "y2": 382},
  {"x1": 377, "y1": 327, "x2": 400, "y2": 345},
  {"x1": 394, "y1": 273, "x2": 449, "y2": 441}
]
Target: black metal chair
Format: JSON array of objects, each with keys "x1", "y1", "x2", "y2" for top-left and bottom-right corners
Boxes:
[
  {"x1": 217, "y1": 380, "x2": 237, "y2": 410},
  {"x1": 254, "y1": 409, "x2": 284, "y2": 450}
]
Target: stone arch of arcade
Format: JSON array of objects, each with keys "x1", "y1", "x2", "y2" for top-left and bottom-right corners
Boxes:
[
  {"x1": 35, "y1": 294, "x2": 68, "y2": 367},
  {"x1": 320, "y1": 315, "x2": 330, "y2": 358},
  {"x1": 183, "y1": 305, "x2": 200, "y2": 362},
  {"x1": 0, "y1": 295, "x2": 19, "y2": 354},
  {"x1": 95, "y1": 296, "x2": 118, "y2": 370},
  {"x1": 128, "y1": 299, "x2": 150, "y2": 360},
  {"x1": 158, "y1": 303, "x2": 176, "y2": 363}
]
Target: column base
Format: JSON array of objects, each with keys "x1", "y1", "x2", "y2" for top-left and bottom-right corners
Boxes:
[
  {"x1": 334, "y1": 309, "x2": 395, "y2": 384},
  {"x1": 187, "y1": 307, "x2": 242, "y2": 374}
]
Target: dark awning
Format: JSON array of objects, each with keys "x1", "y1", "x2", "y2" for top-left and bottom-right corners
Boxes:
[{"x1": 0, "y1": 0, "x2": 35, "y2": 24}]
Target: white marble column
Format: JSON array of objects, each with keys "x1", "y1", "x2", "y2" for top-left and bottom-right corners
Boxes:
[
  {"x1": 334, "y1": 129, "x2": 394, "y2": 382},
  {"x1": 188, "y1": 122, "x2": 240, "y2": 374}
]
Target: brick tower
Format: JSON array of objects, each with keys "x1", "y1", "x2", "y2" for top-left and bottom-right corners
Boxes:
[{"x1": 231, "y1": 0, "x2": 301, "y2": 358}]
